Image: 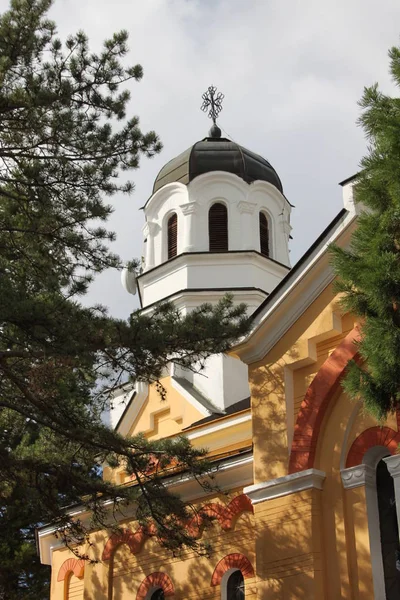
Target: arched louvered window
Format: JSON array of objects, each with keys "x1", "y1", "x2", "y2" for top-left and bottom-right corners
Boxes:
[
  {"x1": 259, "y1": 212, "x2": 269, "y2": 257},
  {"x1": 209, "y1": 202, "x2": 228, "y2": 252},
  {"x1": 167, "y1": 213, "x2": 178, "y2": 259},
  {"x1": 226, "y1": 570, "x2": 245, "y2": 600}
]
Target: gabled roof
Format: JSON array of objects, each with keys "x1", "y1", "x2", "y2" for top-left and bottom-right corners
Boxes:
[
  {"x1": 233, "y1": 199, "x2": 359, "y2": 364},
  {"x1": 183, "y1": 397, "x2": 251, "y2": 429}
]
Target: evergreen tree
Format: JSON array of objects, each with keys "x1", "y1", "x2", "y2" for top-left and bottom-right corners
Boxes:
[
  {"x1": 0, "y1": 1, "x2": 249, "y2": 596},
  {"x1": 331, "y1": 43, "x2": 400, "y2": 420}
]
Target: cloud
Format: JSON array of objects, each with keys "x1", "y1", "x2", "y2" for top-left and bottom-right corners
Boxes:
[{"x1": 1, "y1": 0, "x2": 399, "y2": 317}]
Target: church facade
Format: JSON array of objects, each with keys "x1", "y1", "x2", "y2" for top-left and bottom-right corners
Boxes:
[{"x1": 38, "y1": 115, "x2": 400, "y2": 599}]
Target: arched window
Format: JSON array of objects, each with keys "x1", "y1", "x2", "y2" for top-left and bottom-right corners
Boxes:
[
  {"x1": 149, "y1": 590, "x2": 165, "y2": 600},
  {"x1": 226, "y1": 570, "x2": 244, "y2": 600},
  {"x1": 259, "y1": 212, "x2": 269, "y2": 257},
  {"x1": 209, "y1": 203, "x2": 228, "y2": 252},
  {"x1": 167, "y1": 213, "x2": 178, "y2": 259},
  {"x1": 376, "y1": 458, "x2": 400, "y2": 599}
]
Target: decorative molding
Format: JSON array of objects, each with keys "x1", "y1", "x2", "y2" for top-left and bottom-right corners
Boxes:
[
  {"x1": 166, "y1": 453, "x2": 253, "y2": 502},
  {"x1": 237, "y1": 200, "x2": 257, "y2": 215},
  {"x1": 339, "y1": 401, "x2": 362, "y2": 470},
  {"x1": 289, "y1": 327, "x2": 361, "y2": 473},
  {"x1": 345, "y1": 421, "x2": 400, "y2": 468},
  {"x1": 136, "y1": 572, "x2": 174, "y2": 599},
  {"x1": 179, "y1": 201, "x2": 199, "y2": 215},
  {"x1": 102, "y1": 493, "x2": 253, "y2": 561},
  {"x1": 146, "y1": 220, "x2": 160, "y2": 235},
  {"x1": 138, "y1": 249, "x2": 288, "y2": 310},
  {"x1": 211, "y1": 553, "x2": 255, "y2": 586},
  {"x1": 383, "y1": 454, "x2": 400, "y2": 478},
  {"x1": 244, "y1": 468, "x2": 326, "y2": 504},
  {"x1": 341, "y1": 464, "x2": 376, "y2": 489},
  {"x1": 57, "y1": 558, "x2": 85, "y2": 581}
]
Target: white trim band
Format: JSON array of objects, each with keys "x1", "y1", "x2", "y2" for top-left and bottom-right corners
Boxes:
[{"x1": 244, "y1": 468, "x2": 326, "y2": 504}]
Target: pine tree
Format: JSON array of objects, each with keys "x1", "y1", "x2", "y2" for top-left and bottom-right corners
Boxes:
[
  {"x1": 0, "y1": 1, "x2": 249, "y2": 596},
  {"x1": 331, "y1": 43, "x2": 400, "y2": 421}
]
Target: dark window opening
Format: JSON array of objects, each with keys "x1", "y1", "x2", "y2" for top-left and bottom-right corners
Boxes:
[
  {"x1": 209, "y1": 203, "x2": 228, "y2": 252},
  {"x1": 259, "y1": 212, "x2": 269, "y2": 257},
  {"x1": 376, "y1": 458, "x2": 400, "y2": 599},
  {"x1": 227, "y1": 570, "x2": 245, "y2": 600},
  {"x1": 150, "y1": 589, "x2": 165, "y2": 600},
  {"x1": 167, "y1": 213, "x2": 178, "y2": 259}
]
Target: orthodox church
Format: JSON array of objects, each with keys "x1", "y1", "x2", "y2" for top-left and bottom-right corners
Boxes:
[{"x1": 38, "y1": 90, "x2": 400, "y2": 600}]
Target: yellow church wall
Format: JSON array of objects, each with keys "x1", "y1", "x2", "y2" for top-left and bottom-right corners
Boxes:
[
  {"x1": 308, "y1": 374, "x2": 399, "y2": 598},
  {"x1": 71, "y1": 491, "x2": 256, "y2": 600},
  {"x1": 252, "y1": 488, "x2": 325, "y2": 599},
  {"x1": 248, "y1": 285, "x2": 352, "y2": 483},
  {"x1": 128, "y1": 376, "x2": 206, "y2": 440},
  {"x1": 245, "y1": 277, "x2": 394, "y2": 599},
  {"x1": 49, "y1": 546, "x2": 87, "y2": 600}
]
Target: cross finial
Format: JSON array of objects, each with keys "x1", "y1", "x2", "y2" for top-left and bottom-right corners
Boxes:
[{"x1": 201, "y1": 86, "x2": 224, "y2": 137}]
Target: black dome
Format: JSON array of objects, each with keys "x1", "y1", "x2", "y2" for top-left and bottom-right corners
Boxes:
[{"x1": 152, "y1": 137, "x2": 283, "y2": 195}]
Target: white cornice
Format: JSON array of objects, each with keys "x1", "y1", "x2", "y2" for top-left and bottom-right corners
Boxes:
[
  {"x1": 37, "y1": 452, "x2": 254, "y2": 565},
  {"x1": 138, "y1": 250, "x2": 289, "y2": 287},
  {"x1": 116, "y1": 381, "x2": 149, "y2": 437},
  {"x1": 166, "y1": 452, "x2": 254, "y2": 501},
  {"x1": 184, "y1": 411, "x2": 251, "y2": 440},
  {"x1": 233, "y1": 209, "x2": 358, "y2": 364},
  {"x1": 244, "y1": 469, "x2": 326, "y2": 504}
]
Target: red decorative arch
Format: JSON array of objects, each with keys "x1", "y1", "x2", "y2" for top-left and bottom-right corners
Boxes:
[
  {"x1": 136, "y1": 572, "x2": 174, "y2": 599},
  {"x1": 289, "y1": 326, "x2": 361, "y2": 473},
  {"x1": 211, "y1": 553, "x2": 255, "y2": 586},
  {"x1": 102, "y1": 494, "x2": 253, "y2": 561},
  {"x1": 102, "y1": 527, "x2": 149, "y2": 561},
  {"x1": 57, "y1": 558, "x2": 85, "y2": 582},
  {"x1": 346, "y1": 419, "x2": 400, "y2": 467}
]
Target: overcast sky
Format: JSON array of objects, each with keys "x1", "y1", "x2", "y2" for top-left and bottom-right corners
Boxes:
[{"x1": 4, "y1": 0, "x2": 400, "y2": 317}]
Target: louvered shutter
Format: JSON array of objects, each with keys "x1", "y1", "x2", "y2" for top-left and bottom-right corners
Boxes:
[
  {"x1": 259, "y1": 212, "x2": 269, "y2": 257},
  {"x1": 209, "y1": 203, "x2": 228, "y2": 252},
  {"x1": 167, "y1": 213, "x2": 178, "y2": 259},
  {"x1": 66, "y1": 573, "x2": 84, "y2": 600}
]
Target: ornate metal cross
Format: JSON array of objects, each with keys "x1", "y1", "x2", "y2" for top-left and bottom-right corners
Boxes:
[{"x1": 201, "y1": 85, "x2": 224, "y2": 124}]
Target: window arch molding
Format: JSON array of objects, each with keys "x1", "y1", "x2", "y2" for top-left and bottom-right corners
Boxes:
[
  {"x1": 208, "y1": 201, "x2": 229, "y2": 252},
  {"x1": 136, "y1": 572, "x2": 174, "y2": 600},
  {"x1": 211, "y1": 553, "x2": 254, "y2": 588}
]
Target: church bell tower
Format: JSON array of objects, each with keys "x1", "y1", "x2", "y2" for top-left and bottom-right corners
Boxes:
[
  {"x1": 137, "y1": 86, "x2": 292, "y2": 315},
  {"x1": 130, "y1": 87, "x2": 292, "y2": 411}
]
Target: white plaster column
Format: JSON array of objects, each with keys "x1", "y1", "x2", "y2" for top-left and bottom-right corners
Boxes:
[
  {"x1": 237, "y1": 201, "x2": 257, "y2": 251},
  {"x1": 341, "y1": 463, "x2": 385, "y2": 600},
  {"x1": 143, "y1": 221, "x2": 159, "y2": 270},
  {"x1": 280, "y1": 216, "x2": 292, "y2": 265},
  {"x1": 384, "y1": 454, "x2": 400, "y2": 537},
  {"x1": 180, "y1": 201, "x2": 199, "y2": 252}
]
